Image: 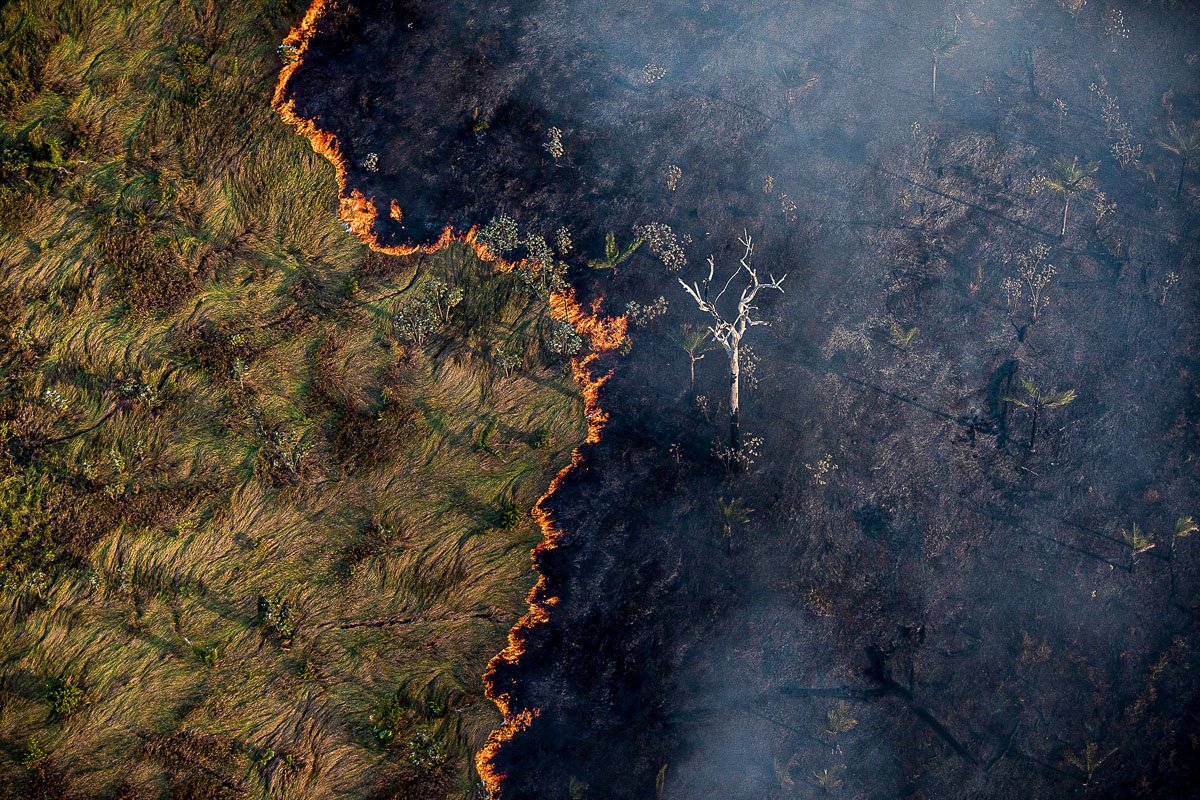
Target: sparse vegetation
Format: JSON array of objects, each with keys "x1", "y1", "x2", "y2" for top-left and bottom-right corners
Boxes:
[
  {"x1": 824, "y1": 702, "x2": 858, "y2": 736},
  {"x1": 1002, "y1": 243, "x2": 1056, "y2": 322},
  {"x1": 6, "y1": 1, "x2": 1200, "y2": 799},
  {"x1": 717, "y1": 496, "x2": 752, "y2": 542},
  {"x1": 587, "y1": 231, "x2": 643, "y2": 271},
  {"x1": 1123, "y1": 522, "x2": 1155, "y2": 556},
  {"x1": 1066, "y1": 742, "x2": 1117, "y2": 786}
]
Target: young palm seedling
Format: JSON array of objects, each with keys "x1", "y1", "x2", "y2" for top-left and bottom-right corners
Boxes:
[
  {"x1": 669, "y1": 324, "x2": 714, "y2": 390},
  {"x1": 1003, "y1": 376, "x2": 1077, "y2": 449}
]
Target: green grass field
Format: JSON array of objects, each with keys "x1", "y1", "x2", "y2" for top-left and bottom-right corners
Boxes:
[{"x1": 0, "y1": 2, "x2": 584, "y2": 797}]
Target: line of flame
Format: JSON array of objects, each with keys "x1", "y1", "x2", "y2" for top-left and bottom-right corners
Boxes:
[{"x1": 272, "y1": 4, "x2": 627, "y2": 797}]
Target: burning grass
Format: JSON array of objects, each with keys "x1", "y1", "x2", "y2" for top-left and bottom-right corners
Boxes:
[{"x1": 271, "y1": 5, "x2": 630, "y2": 795}]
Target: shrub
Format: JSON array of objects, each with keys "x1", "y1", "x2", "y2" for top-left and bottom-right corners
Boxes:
[
  {"x1": 333, "y1": 410, "x2": 384, "y2": 471},
  {"x1": 199, "y1": 646, "x2": 218, "y2": 668},
  {"x1": 47, "y1": 677, "x2": 83, "y2": 717},
  {"x1": 0, "y1": 468, "x2": 53, "y2": 586},
  {"x1": 146, "y1": 729, "x2": 245, "y2": 800},
  {"x1": 257, "y1": 593, "x2": 295, "y2": 645},
  {"x1": 21, "y1": 736, "x2": 47, "y2": 769},
  {"x1": 370, "y1": 692, "x2": 410, "y2": 746},
  {"x1": 173, "y1": 320, "x2": 251, "y2": 378},
  {"x1": 333, "y1": 392, "x2": 417, "y2": 472},
  {"x1": 493, "y1": 499, "x2": 522, "y2": 531},
  {"x1": 404, "y1": 727, "x2": 447, "y2": 772},
  {"x1": 529, "y1": 427, "x2": 551, "y2": 449}
]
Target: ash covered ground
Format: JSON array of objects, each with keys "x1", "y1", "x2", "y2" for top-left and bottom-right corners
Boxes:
[{"x1": 287, "y1": 1, "x2": 1200, "y2": 797}]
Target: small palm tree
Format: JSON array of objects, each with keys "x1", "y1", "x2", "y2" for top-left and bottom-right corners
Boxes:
[
  {"x1": 1043, "y1": 156, "x2": 1098, "y2": 237},
  {"x1": 669, "y1": 324, "x2": 713, "y2": 390},
  {"x1": 925, "y1": 26, "x2": 963, "y2": 96},
  {"x1": 717, "y1": 496, "x2": 753, "y2": 543},
  {"x1": 1123, "y1": 522, "x2": 1155, "y2": 556},
  {"x1": 1004, "y1": 376, "x2": 1077, "y2": 449},
  {"x1": 1066, "y1": 742, "x2": 1117, "y2": 787},
  {"x1": 1158, "y1": 120, "x2": 1200, "y2": 199}
]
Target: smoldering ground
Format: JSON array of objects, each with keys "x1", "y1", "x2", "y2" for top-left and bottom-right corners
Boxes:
[{"x1": 286, "y1": 1, "x2": 1200, "y2": 797}]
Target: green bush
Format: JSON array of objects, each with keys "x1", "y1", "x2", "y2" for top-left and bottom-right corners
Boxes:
[
  {"x1": 47, "y1": 677, "x2": 83, "y2": 717},
  {"x1": 493, "y1": 499, "x2": 521, "y2": 531},
  {"x1": 370, "y1": 692, "x2": 408, "y2": 746},
  {"x1": 257, "y1": 593, "x2": 295, "y2": 644},
  {"x1": 530, "y1": 427, "x2": 552, "y2": 449},
  {"x1": 21, "y1": 736, "x2": 47, "y2": 769}
]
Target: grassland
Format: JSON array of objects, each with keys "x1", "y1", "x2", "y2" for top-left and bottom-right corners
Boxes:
[{"x1": 0, "y1": 2, "x2": 586, "y2": 797}]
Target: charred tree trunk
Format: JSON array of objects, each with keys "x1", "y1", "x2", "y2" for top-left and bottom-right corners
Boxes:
[{"x1": 1178, "y1": 156, "x2": 1188, "y2": 199}]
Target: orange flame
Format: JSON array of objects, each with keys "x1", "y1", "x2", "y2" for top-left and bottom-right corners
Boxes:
[{"x1": 274, "y1": 4, "x2": 627, "y2": 797}]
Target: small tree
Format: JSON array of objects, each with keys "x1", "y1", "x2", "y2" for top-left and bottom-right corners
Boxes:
[
  {"x1": 424, "y1": 278, "x2": 463, "y2": 324},
  {"x1": 1003, "y1": 376, "x2": 1077, "y2": 449},
  {"x1": 678, "y1": 232, "x2": 786, "y2": 449},
  {"x1": 393, "y1": 279, "x2": 462, "y2": 347},
  {"x1": 1043, "y1": 156, "x2": 1098, "y2": 237},
  {"x1": 493, "y1": 344, "x2": 520, "y2": 378},
  {"x1": 1158, "y1": 120, "x2": 1200, "y2": 199},
  {"x1": 924, "y1": 26, "x2": 962, "y2": 96},
  {"x1": 669, "y1": 324, "x2": 713, "y2": 389},
  {"x1": 393, "y1": 296, "x2": 439, "y2": 347}
]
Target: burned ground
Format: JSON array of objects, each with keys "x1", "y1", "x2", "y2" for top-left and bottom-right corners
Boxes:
[{"x1": 284, "y1": 1, "x2": 1200, "y2": 798}]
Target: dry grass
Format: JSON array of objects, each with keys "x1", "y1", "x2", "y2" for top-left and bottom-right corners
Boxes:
[{"x1": 0, "y1": 2, "x2": 584, "y2": 797}]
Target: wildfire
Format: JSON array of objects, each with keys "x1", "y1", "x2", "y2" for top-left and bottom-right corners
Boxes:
[
  {"x1": 273, "y1": 4, "x2": 628, "y2": 797},
  {"x1": 550, "y1": 288, "x2": 629, "y2": 353}
]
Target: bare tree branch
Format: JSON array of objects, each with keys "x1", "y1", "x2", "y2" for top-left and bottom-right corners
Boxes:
[{"x1": 676, "y1": 230, "x2": 787, "y2": 448}]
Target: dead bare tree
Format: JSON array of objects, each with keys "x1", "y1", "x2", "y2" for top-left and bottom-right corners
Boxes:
[{"x1": 678, "y1": 231, "x2": 786, "y2": 449}]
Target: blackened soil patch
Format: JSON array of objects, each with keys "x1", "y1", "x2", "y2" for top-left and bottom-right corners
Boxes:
[{"x1": 286, "y1": 2, "x2": 1200, "y2": 798}]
